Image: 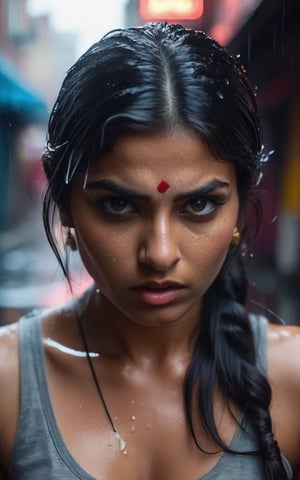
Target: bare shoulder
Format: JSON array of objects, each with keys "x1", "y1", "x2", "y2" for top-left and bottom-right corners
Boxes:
[
  {"x1": 0, "y1": 321, "x2": 19, "y2": 397},
  {"x1": 267, "y1": 323, "x2": 300, "y2": 473},
  {"x1": 267, "y1": 323, "x2": 300, "y2": 378},
  {"x1": 267, "y1": 322, "x2": 300, "y2": 400}
]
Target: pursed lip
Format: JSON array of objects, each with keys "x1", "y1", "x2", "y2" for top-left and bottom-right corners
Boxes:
[
  {"x1": 131, "y1": 280, "x2": 186, "y2": 305},
  {"x1": 133, "y1": 280, "x2": 185, "y2": 289}
]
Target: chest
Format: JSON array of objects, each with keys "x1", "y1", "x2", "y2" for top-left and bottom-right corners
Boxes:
[
  {"x1": 45, "y1": 359, "x2": 244, "y2": 480},
  {"x1": 10, "y1": 330, "x2": 277, "y2": 480}
]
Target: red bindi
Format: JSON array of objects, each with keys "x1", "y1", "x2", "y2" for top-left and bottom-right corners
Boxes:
[{"x1": 157, "y1": 180, "x2": 170, "y2": 194}]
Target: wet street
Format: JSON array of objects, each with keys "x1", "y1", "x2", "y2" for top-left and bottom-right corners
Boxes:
[{"x1": 0, "y1": 210, "x2": 92, "y2": 324}]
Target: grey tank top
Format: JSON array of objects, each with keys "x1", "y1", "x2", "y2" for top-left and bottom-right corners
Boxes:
[{"x1": 8, "y1": 312, "x2": 292, "y2": 479}]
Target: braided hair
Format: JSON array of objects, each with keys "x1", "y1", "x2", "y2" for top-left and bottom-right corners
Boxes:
[{"x1": 42, "y1": 22, "x2": 288, "y2": 478}]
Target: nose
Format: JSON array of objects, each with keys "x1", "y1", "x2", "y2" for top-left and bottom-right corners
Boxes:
[{"x1": 138, "y1": 215, "x2": 181, "y2": 272}]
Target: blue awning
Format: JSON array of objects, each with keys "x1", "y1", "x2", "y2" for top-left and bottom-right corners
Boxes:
[{"x1": 0, "y1": 56, "x2": 47, "y2": 119}]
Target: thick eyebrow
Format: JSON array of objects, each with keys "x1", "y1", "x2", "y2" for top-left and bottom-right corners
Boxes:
[
  {"x1": 85, "y1": 178, "x2": 230, "y2": 201},
  {"x1": 174, "y1": 179, "x2": 230, "y2": 200},
  {"x1": 85, "y1": 179, "x2": 150, "y2": 200}
]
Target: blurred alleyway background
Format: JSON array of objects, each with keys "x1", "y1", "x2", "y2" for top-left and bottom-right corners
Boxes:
[{"x1": 0, "y1": 0, "x2": 299, "y2": 325}]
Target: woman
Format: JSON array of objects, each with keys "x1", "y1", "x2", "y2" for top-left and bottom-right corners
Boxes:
[{"x1": 0, "y1": 22, "x2": 299, "y2": 480}]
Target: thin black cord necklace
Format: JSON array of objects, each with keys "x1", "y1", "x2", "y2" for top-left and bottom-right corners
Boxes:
[{"x1": 75, "y1": 311, "x2": 127, "y2": 452}]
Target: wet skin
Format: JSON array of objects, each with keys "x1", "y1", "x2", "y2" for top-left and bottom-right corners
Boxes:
[
  {"x1": 1, "y1": 128, "x2": 300, "y2": 479},
  {"x1": 66, "y1": 127, "x2": 239, "y2": 336}
]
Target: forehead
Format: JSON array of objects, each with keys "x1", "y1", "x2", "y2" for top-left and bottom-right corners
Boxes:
[{"x1": 88, "y1": 128, "x2": 236, "y2": 187}]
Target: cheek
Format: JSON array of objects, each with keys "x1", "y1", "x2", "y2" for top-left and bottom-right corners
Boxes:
[
  {"x1": 74, "y1": 226, "x2": 132, "y2": 279},
  {"x1": 188, "y1": 226, "x2": 234, "y2": 280}
]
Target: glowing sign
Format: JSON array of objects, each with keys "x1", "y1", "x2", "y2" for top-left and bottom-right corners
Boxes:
[{"x1": 139, "y1": 0, "x2": 204, "y2": 20}]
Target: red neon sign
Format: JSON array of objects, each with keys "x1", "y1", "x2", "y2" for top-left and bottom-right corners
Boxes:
[{"x1": 139, "y1": 0, "x2": 204, "y2": 21}]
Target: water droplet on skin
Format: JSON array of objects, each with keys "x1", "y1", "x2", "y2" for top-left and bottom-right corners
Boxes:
[
  {"x1": 43, "y1": 338, "x2": 100, "y2": 358},
  {"x1": 130, "y1": 400, "x2": 135, "y2": 404},
  {"x1": 131, "y1": 415, "x2": 136, "y2": 421},
  {"x1": 115, "y1": 432, "x2": 127, "y2": 452},
  {"x1": 122, "y1": 449, "x2": 128, "y2": 456},
  {"x1": 144, "y1": 422, "x2": 151, "y2": 430},
  {"x1": 131, "y1": 425, "x2": 136, "y2": 433}
]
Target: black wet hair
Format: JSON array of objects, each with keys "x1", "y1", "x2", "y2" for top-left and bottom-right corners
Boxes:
[
  {"x1": 43, "y1": 22, "x2": 261, "y2": 224},
  {"x1": 42, "y1": 22, "x2": 287, "y2": 479}
]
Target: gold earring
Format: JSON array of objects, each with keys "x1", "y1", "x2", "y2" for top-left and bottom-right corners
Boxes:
[
  {"x1": 65, "y1": 228, "x2": 77, "y2": 251},
  {"x1": 231, "y1": 227, "x2": 241, "y2": 246}
]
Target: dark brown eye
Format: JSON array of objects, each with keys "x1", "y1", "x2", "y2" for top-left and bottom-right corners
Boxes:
[
  {"x1": 185, "y1": 198, "x2": 215, "y2": 216},
  {"x1": 98, "y1": 196, "x2": 136, "y2": 215},
  {"x1": 109, "y1": 198, "x2": 130, "y2": 212}
]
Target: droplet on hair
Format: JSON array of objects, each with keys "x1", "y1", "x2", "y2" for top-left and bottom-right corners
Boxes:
[
  {"x1": 217, "y1": 91, "x2": 224, "y2": 100},
  {"x1": 256, "y1": 171, "x2": 264, "y2": 186},
  {"x1": 261, "y1": 149, "x2": 275, "y2": 163},
  {"x1": 270, "y1": 215, "x2": 278, "y2": 224}
]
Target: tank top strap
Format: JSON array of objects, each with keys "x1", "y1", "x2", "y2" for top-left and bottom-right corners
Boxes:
[
  {"x1": 248, "y1": 314, "x2": 268, "y2": 375},
  {"x1": 10, "y1": 311, "x2": 95, "y2": 479},
  {"x1": 18, "y1": 310, "x2": 46, "y2": 401}
]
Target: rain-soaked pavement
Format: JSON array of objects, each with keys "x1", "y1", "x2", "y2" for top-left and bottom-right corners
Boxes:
[{"x1": 0, "y1": 209, "x2": 92, "y2": 325}]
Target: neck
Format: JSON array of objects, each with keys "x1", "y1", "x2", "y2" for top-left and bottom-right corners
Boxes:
[{"x1": 75, "y1": 286, "x2": 201, "y2": 368}]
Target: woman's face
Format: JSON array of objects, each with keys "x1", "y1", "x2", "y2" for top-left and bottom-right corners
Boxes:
[{"x1": 67, "y1": 128, "x2": 239, "y2": 328}]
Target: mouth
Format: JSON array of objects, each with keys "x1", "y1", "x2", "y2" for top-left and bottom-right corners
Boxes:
[{"x1": 132, "y1": 281, "x2": 185, "y2": 306}]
